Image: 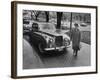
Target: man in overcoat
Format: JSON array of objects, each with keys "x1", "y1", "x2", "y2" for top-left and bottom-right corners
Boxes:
[{"x1": 71, "y1": 23, "x2": 81, "y2": 56}]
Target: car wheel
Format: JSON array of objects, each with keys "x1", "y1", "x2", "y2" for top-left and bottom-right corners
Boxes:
[{"x1": 38, "y1": 43, "x2": 44, "y2": 54}]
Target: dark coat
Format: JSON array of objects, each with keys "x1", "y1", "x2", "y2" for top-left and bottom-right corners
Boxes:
[{"x1": 71, "y1": 28, "x2": 81, "y2": 50}]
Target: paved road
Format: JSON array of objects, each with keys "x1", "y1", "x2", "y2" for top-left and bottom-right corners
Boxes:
[{"x1": 23, "y1": 37, "x2": 91, "y2": 69}]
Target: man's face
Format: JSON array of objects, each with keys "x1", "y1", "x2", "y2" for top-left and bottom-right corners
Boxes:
[{"x1": 75, "y1": 25, "x2": 78, "y2": 28}]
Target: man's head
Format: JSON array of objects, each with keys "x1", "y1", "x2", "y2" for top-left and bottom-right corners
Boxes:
[{"x1": 74, "y1": 23, "x2": 79, "y2": 28}]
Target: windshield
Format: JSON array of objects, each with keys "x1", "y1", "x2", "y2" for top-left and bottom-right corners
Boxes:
[{"x1": 40, "y1": 23, "x2": 56, "y2": 30}]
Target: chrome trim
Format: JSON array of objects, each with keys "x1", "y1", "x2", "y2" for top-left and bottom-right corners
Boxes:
[
  {"x1": 44, "y1": 44, "x2": 71, "y2": 51},
  {"x1": 44, "y1": 46, "x2": 65, "y2": 51}
]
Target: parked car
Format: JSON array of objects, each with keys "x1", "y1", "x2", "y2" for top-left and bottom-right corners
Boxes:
[
  {"x1": 30, "y1": 22, "x2": 71, "y2": 54},
  {"x1": 80, "y1": 22, "x2": 87, "y2": 27},
  {"x1": 23, "y1": 20, "x2": 34, "y2": 35}
]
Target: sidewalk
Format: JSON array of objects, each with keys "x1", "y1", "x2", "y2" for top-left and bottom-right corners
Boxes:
[{"x1": 67, "y1": 42, "x2": 91, "y2": 66}]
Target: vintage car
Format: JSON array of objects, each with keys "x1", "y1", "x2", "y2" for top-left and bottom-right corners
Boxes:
[
  {"x1": 23, "y1": 20, "x2": 34, "y2": 35},
  {"x1": 80, "y1": 22, "x2": 87, "y2": 27},
  {"x1": 29, "y1": 22, "x2": 71, "y2": 53}
]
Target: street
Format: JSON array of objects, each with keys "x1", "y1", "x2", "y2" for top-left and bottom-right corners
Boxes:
[{"x1": 23, "y1": 36, "x2": 91, "y2": 69}]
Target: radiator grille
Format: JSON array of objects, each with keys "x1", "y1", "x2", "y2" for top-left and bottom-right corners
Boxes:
[{"x1": 55, "y1": 36, "x2": 63, "y2": 47}]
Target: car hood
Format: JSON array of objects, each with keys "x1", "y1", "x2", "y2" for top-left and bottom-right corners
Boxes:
[
  {"x1": 41, "y1": 29, "x2": 69, "y2": 36},
  {"x1": 34, "y1": 29, "x2": 70, "y2": 43},
  {"x1": 38, "y1": 29, "x2": 70, "y2": 40}
]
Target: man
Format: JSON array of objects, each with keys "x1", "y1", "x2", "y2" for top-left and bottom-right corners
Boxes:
[{"x1": 71, "y1": 23, "x2": 81, "y2": 56}]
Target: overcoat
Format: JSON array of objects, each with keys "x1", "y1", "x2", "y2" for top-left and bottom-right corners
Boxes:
[{"x1": 71, "y1": 28, "x2": 81, "y2": 50}]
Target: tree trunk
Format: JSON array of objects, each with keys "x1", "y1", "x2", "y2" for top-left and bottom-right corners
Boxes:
[
  {"x1": 56, "y1": 12, "x2": 63, "y2": 29},
  {"x1": 45, "y1": 11, "x2": 49, "y2": 22},
  {"x1": 70, "y1": 12, "x2": 73, "y2": 39},
  {"x1": 70, "y1": 12, "x2": 72, "y2": 31}
]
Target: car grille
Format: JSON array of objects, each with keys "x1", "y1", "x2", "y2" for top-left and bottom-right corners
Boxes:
[{"x1": 55, "y1": 36, "x2": 63, "y2": 47}]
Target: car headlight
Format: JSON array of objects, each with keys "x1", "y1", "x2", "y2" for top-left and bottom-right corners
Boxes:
[
  {"x1": 64, "y1": 38, "x2": 68, "y2": 42},
  {"x1": 44, "y1": 35, "x2": 47, "y2": 39},
  {"x1": 64, "y1": 38, "x2": 70, "y2": 46},
  {"x1": 49, "y1": 38, "x2": 53, "y2": 42},
  {"x1": 48, "y1": 38, "x2": 54, "y2": 48}
]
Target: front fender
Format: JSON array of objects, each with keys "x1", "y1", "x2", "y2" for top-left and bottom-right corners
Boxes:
[{"x1": 30, "y1": 31, "x2": 47, "y2": 48}]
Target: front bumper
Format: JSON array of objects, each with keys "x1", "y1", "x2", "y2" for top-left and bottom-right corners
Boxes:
[{"x1": 44, "y1": 45, "x2": 70, "y2": 51}]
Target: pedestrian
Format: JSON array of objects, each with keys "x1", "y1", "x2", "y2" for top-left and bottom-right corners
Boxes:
[{"x1": 71, "y1": 23, "x2": 81, "y2": 56}]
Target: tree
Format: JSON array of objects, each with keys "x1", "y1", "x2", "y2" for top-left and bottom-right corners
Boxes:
[
  {"x1": 56, "y1": 12, "x2": 63, "y2": 29},
  {"x1": 70, "y1": 12, "x2": 72, "y2": 31},
  {"x1": 45, "y1": 11, "x2": 49, "y2": 22},
  {"x1": 31, "y1": 11, "x2": 41, "y2": 20},
  {"x1": 35, "y1": 11, "x2": 41, "y2": 20}
]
